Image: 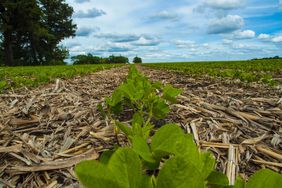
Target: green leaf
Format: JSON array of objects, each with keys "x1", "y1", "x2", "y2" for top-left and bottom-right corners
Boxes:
[
  {"x1": 207, "y1": 171, "x2": 229, "y2": 188},
  {"x1": 151, "y1": 124, "x2": 184, "y2": 159},
  {"x1": 200, "y1": 152, "x2": 216, "y2": 179},
  {"x1": 246, "y1": 169, "x2": 282, "y2": 188},
  {"x1": 152, "y1": 99, "x2": 170, "y2": 119},
  {"x1": 143, "y1": 159, "x2": 160, "y2": 171},
  {"x1": 115, "y1": 121, "x2": 133, "y2": 138},
  {"x1": 233, "y1": 176, "x2": 245, "y2": 188},
  {"x1": 175, "y1": 134, "x2": 199, "y2": 158},
  {"x1": 132, "y1": 136, "x2": 155, "y2": 163},
  {"x1": 75, "y1": 160, "x2": 123, "y2": 188},
  {"x1": 108, "y1": 148, "x2": 143, "y2": 188},
  {"x1": 120, "y1": 81, "x2": 137, "y2": 101},
  {"x1": 152, "y1": 81, "x2": 163, "y2": 90},
  {"x1": 163, "y1": 84, "x2": 182, "y2": 103},
  {"x1": 132, "y1": 112, "x2": 144, "y2": 126},
  {"x1": 110, "y1": 88, "x2": 123, "y2": 106},
  {"x1": 100, "y1": 150, "x2": 115, "y2": 165},
  {"x1": 141, "y1": 123, "x2": 154, "y2": 140},
  {"x1": 138, "y1": 175, "x2": 154, "y2": 188},
  {"x1": 156, "y1": 156, "x2": 205, "y2": 188},
  {"x1": 176, "y1": 135, "x2": 215, "y2": 179},
  {"x1": 132, "y1": 113, "x2": 144, "y2": 137}
]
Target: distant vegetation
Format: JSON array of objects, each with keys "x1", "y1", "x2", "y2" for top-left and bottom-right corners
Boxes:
[
  {"x1": 0, "y1": 1, "x2": 76, "y2": 66},
  {"x1": 0, "y1": 64, "x2": 125, "y2": 93},
  {"x1": 133, "y1": 56, "x2": 142, "y2": 64},
  {"x1": 144, "y1": 59, "x2": 282, "y2": 86},
  {"x1": 252, "y1": 56, "x2": 282, "y2": 60},
  {"x1": 72, "y1": 54, "x2": 130, "y2": 65}
]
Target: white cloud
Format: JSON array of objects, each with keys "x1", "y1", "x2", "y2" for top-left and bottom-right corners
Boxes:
[
  {"x1": 204, "y1": 0, "x2": 244, "y2": 10},
  {"x1": 272, "y1": 35, "x2": 282, "y2": 43},
  {"x1": 94, "y1": 33, "x2": 140, "y2": 43},
  {"x1": 233, "y1": 30, "x2": 255, "y2": 39},
  {"x1": 174, "y1": 40, "x2": 196, "y2": 48},
  {"x1": 258, "y1": 33, "x2": 271, "y2": 40},
  {"x1": 232, "y1": 43, "x2": 258, "y2": 50},
  {"x1": 257, "y1": 34, "x2": 282, "y2": 43},
  {"x1": 148, "y1": 11, "x2": 180, "y2": 22},
  {"x1": 132, "y1": 37, "x2": 161, "y2": 46},
  {"x1": 74, "y1": 8, "x2": 106, "y2": 18},
  {"x1": 64, "y1": 0, "x2": 282, "y2": 62},
  {"x1": 208, "y1": 15, "x2": 244, "y2": 34}
]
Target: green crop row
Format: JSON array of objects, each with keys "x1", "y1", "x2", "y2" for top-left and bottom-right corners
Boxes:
[
  {"x1": 143, "y1": 59, "x2": 282, "y2": 86},
  {"x1": 0, "y1": 64, "x2": 124, "y2": 93},
  {"x1": 75, "y1": 66, "x2": 282, "y2": 188}
]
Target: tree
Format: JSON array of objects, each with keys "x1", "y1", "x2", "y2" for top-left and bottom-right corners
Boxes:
[
  {"x1": 38, "y1": 0, "x2": 76, "y2": 64},
  {"x1": 72, "y1": 54, "x2": 106, "y2": 65},
  {"x1": 108, "y1": 55, "x2": 129, "y2": 64},
  {"x1": 71, "y1": 54, "x2": 130, "y2": 65},
  {"x1": 133, "y1": 56, "x2": 142, "y2": 64},
  {"x1": 0, "y1": 0, "x2": 76, "y2": 66}
]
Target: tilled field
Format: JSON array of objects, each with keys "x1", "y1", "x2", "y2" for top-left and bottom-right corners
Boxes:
[
  {"x1": 140, "y1": 66, "x2": 282, "y2": 181},
  {"x1": 0, "y1": 66, "x2": 281, "y2": 187},
  {"x1": 0, "y1": 67, "x2": 128, "y2": 187}
]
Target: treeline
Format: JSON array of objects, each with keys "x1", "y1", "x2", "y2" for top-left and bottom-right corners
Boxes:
[
  {"x1": 72, "y1": 54, "x2": 142, "y2": 65},
  {"x1": 0, "y1": 1, "x2": 76, "y2": 66},
  {"x1": 252, "y1": 56, "x2": 282, "y2": 60}
]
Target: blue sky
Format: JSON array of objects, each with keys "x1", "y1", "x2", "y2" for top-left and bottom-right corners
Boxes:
[{"x1": 63, "y1": 0, "x2": 282, "y2": 62}]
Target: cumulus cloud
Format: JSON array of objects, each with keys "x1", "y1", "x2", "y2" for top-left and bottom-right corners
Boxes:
[
  {"x1": 257, "y1": 34, "x2": 282, "y2": 43},
  {"x1": 148, "y1": 11, "x2": 180, "y2": 22},
  {"x1": 94, "y1": 33, "x2": 140, "y2": 43},
  {"x1": 93, "y1": 33, "x2": 161, "y2": 46},
  {"x1": 204, "y1": 0, "x2": 244, "y2": 10},
  {"x1": 132, "y1": 36, "x2": 160, "y2": 46},
  {"x1": 74, "y1": 8, "x2": 106, "y2": 18},
  {"x1": 65, "y1": 0, "x2": 282, "y2": 62},
  {"x1": 76, "y1": 27, "x2": 99, "y2": 36},
  {"x1": 258, "y1": 34, "x2": 271, "y2": 40},
  {"x1": 272, "y1": 35, "x2": 282, "y2": 43},
  {"x1": 208, "y1": 15, "x2": 244, "y2": 34},
  {"x1": 75, "y1": 0, "x2": 90, "y2": 3},
  {"x1": 69, "y1": 42, "x2": 134, "y2": 55},
  {"x1": 233, "y1": 30, "x2": 255, "y2": 39}
]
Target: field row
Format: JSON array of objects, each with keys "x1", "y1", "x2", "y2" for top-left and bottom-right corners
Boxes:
[
  {"x1": 0, "y1": 64, "x2": 124, "y2": 93},
  {"x1": 143, "y1": 60, "x2": 282, "y2": 86}
]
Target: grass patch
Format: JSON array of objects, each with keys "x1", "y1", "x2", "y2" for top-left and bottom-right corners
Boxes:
[
  {"x1": 143, "y1": 59, "x2": 282, "y2": 86},
  {"x1": 0, "y1": 64, "x2": 125, "y2": 93}
]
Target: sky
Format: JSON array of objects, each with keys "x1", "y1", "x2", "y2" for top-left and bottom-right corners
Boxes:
[{"x1": 63, "y1": 0, "x2": 282, "y2": 62}]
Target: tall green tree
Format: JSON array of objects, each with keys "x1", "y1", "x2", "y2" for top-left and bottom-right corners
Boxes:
[
  {"x1": 133, "y1": 56, "x2": 142, "y2": 64},
  {"x1": 38, "y1": 0, "x2": 76, "y2": 64},
  {"x1": 0, "y1": 0, "x2": 42, "y2": 66},
  {"x1": 0, "y1": 0, "x2": 76, "y2": 66}
]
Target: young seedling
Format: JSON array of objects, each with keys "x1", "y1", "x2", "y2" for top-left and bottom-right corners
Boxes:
[{"x1": 104, "y1": 65, "x2": 182, "y2": 141}]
